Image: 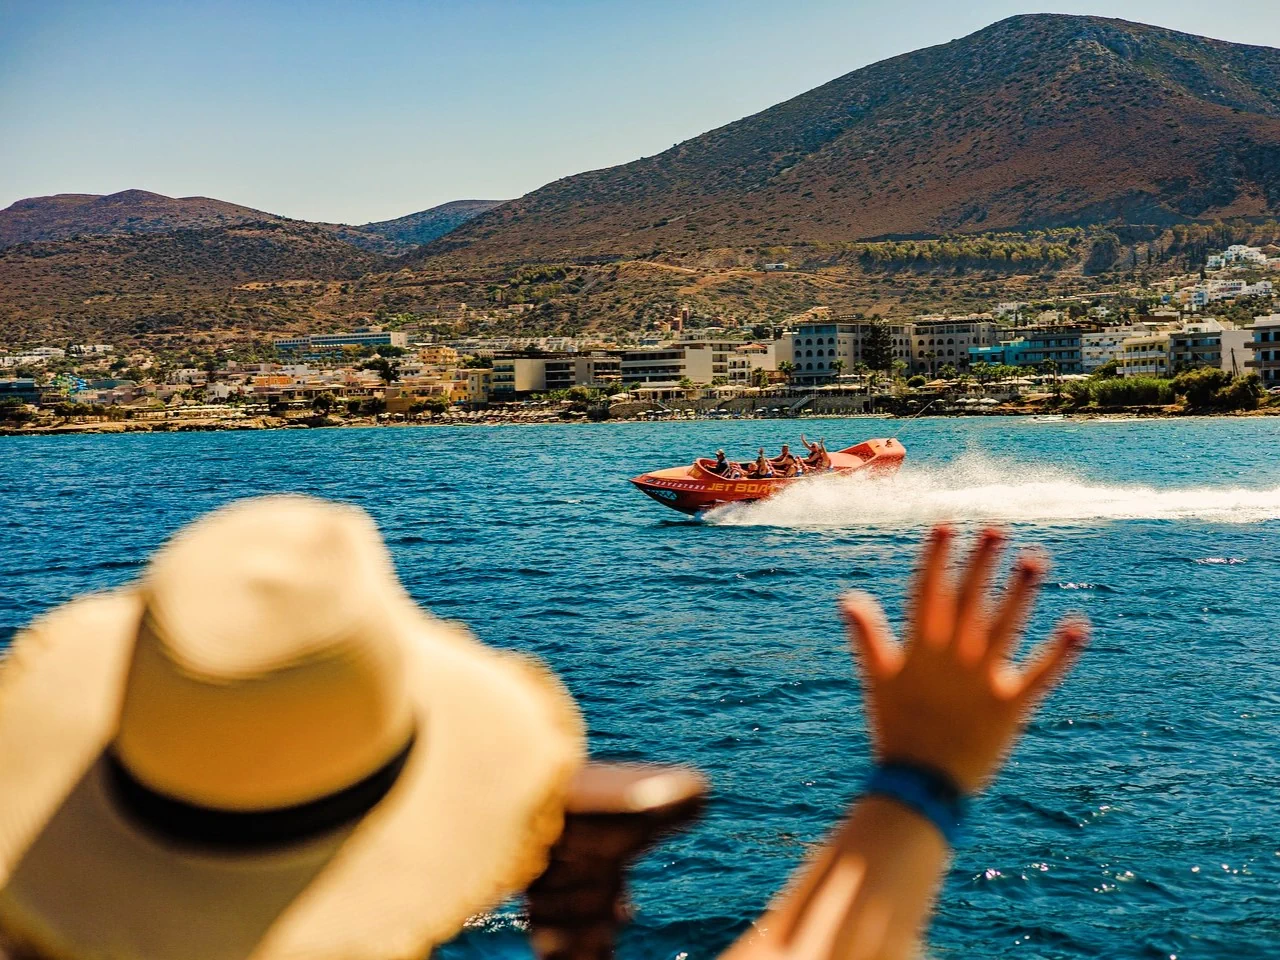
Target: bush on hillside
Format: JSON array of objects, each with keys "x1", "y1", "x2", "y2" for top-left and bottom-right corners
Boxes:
[
  {"x1": 1215, "y1": 373, "x2": 1264, "y2": 411},
  {"x1": 1172, "y1": 367, "x2": 1231, "y2": 409}
]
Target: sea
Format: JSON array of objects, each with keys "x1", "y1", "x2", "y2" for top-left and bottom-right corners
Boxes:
[{"x1": 2, "y1": 416, "x2": 1279, "y2": 959}]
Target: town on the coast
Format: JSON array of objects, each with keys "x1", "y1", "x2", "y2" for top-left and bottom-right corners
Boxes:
[{"x1": 3, "y1": 243, "x2": 1280, "y2": 432}]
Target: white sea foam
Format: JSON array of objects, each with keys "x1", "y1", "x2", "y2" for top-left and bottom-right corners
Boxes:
[{"x1": 705, "y1": 454, "x2": 1280, "y2": 528}]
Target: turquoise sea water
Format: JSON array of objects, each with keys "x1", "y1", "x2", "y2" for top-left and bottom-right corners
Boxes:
[{"x1": 2, "y1": 417, "x2": 1280, "y2": 959}]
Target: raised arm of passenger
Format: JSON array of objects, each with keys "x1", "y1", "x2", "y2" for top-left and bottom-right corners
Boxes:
[{"x1": 722, "y1": 525, "x2": 1088, "y2": 960}]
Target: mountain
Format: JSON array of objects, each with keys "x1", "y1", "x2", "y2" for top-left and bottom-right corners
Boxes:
[
  {"x1": 0, "y1": 190, "x2": 494, "y2": 254},
  {"x1": 358, "y1": 200, "x2": 503, "y2": 247},
  {"x1": 0, "y1": 190, "x2": 287, "y2": 248},
  {"x1": 427, "y1": 14, "x2": 1280, "y2": 265}
]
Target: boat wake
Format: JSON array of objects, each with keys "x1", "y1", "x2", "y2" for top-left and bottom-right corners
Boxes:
[{"x1": 705, "y1": 454, "x2": 1280, "y2": 528}]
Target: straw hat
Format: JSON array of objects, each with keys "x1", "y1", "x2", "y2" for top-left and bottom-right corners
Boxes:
[{"x1": 0, "y1": 496, "x2": 585, "y2": 960}]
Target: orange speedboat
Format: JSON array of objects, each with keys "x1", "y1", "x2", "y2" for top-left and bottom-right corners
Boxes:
[{"x1": 631, "y1": 438, "x2": 906, "y2": 516}]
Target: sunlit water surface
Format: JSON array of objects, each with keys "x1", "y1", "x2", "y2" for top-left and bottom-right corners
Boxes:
[{"x1": 2, "y1": 417, "x2": 1279, "y2": 959}]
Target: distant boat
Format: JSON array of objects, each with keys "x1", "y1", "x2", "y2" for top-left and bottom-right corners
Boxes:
[
  {"x1": 1031, "y1": 414, "x2": 1066, "y2": 422},
  {"x1": 630, "y1": 438, "x2": 905, "y2": 516}
]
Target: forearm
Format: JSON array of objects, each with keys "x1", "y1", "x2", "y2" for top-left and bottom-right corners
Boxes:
[{"x1": 723, "y1": 796, "x2": 948, "y2": 960}]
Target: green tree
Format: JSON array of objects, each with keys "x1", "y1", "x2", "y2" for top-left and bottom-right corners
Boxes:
[
  {"x1": 364, "y1": 358, "x2": 400, "y2": 386},
  {"x1": 311, "y1": 392, "x2": 337, "y2": 415},
  {"x1": 862, "y1": 322, "x2": 895, "y2": 372}
]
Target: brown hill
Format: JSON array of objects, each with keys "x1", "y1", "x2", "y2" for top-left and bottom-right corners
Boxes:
[
  {"x1": 0, "y1": 190, "x2": 289, "y2": 248},
  {"x1": 428, "y1": 14, "x2": 1280, "y2": 266},
  {"x1": 0, "y1": 190, "x2": 502, "y2": 254},
  {"x1": 0, "y1": 221, "x2": 391, "y2": 344}
]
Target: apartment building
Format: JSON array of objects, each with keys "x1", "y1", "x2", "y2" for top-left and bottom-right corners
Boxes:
[
  {"x1": 417, "y1": 345, "x2": 459, "y2": 366},
  {"x1": 1117, "y1": 332, "x2": 1173, "y2": 377},
  {"x1": 1219, "y1": 329, "x2": 1254, "y2": 375},
  {"x1": 1245, "y1": 314, "x2": 1280, "y2": 387},
  {"x1": 1168, "y1": 320, "x2": 1237, "y2": 372},
  {"x1": 1082, "y1": 328, "x2": 1136, "y2": 372}
]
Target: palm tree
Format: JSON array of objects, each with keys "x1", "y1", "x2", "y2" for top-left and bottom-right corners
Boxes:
[{"x1": 778, "y1": 360, "x2": 796, "y2": 383}]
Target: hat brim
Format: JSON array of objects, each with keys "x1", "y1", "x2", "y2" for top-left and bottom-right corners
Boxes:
[{"x1": 0, "y1": 591, "x2": 585, "y2": 960}]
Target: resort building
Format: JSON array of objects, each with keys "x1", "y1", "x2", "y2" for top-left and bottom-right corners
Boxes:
[
  {"x1": 491, "y1": 358, "x2": 550, "y2": 396},
  {"x1": 1245, "y1": 314, "x2": 1280, "y2": 387},
  {"x1": 543, "y1": 354, "x2": 623, "y2": 392},
  {"x1": 491, "y1": 353, "x2": 622, "y2": 397},
  {"x1": 620, "y1": 340, "x2": 761, "y2": 387},
  {"x1": 726, "y1": 343, "x2": 777, "y2": 384},
  {"x1": 274, "y1": 327, "x2": 408, "y2": 354},
  {"x1": 910, "y1": 317, "x2": 999, "y2": 374},
  {"x1": 788, "y1": 321, "x2": 914, "y2": 382}
]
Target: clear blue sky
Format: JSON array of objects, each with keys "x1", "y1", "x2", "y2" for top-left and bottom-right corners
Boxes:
[{"x1": 3, "y1": 0, "x2": 1279, "y2": 225}]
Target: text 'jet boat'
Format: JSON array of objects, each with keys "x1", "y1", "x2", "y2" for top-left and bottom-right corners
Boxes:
[{"x1": 630, "y1": 438, "x2": 905, "y2": 516}]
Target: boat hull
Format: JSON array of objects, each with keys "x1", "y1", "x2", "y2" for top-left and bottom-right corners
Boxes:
[{"x1": 630, "y1": 438, "x2": 905, "y2": 516}]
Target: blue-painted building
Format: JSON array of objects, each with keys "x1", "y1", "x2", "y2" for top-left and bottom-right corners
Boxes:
[
  {"x1": 969, "y1": 341, "x2": 1032, "y2": 367},
  {"x1": 969, "y1": 327, "x2": 1084, "y2": 373}
]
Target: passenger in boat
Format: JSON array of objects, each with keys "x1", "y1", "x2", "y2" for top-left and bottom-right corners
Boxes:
[
  {"x1": 749, "y1": 448, "x2": 775, "y2": 478},
  {"x1": 800, "y1": 434, "x2": 831, "y2": 471},
  {"x1": 773, "y1": 444, "x2": 804, "y2": 478}
]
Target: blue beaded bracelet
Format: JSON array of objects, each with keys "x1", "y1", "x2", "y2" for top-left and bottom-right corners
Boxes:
[{"x1": 863, "y1": 762, "x2": 969, "y2": 847}]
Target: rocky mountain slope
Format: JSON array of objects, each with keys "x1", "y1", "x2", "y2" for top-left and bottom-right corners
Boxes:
[{"x1": 428, "y1": 14, "x2": 1280, "y2": 265}]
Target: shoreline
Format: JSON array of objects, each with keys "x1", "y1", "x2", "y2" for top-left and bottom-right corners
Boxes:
[{"x1": 3, "y1": 406, "x2": 1278, "y2": 437}]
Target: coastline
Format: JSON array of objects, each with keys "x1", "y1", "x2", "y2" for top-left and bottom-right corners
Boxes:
[{"x1": 3, "y1": 405, "x2": 1278, "y2": 437}]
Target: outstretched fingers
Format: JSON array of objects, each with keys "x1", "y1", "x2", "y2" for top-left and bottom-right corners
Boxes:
[
  {"x1": 841, "y1": 592, "x2": 901, "y2": 681},
  {"x1": 911, "y1": 524, "x2": 954, "y2": 648},
  {"x1": 1016, "y1": 617, "x2": 1090, "y2": 708},
  {"x1": 986, "y1": 550, "x2": 1048, "y2": 665},
  {"x1": 952, "y1": 528, "x2": 1006, "y2": 658}
]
